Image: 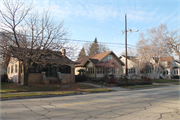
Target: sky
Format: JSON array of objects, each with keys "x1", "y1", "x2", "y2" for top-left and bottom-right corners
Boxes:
[{"x1": 5, "y1": 0, "x2": 180, "y2": 59}]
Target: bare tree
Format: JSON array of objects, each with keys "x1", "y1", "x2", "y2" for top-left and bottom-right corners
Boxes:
[
  {"x1": 0, "y1": 0, "x2": 72, "y2": 86},
  {"x1": 120, "y1": 48, "x2": 138, "y2": 56},
  {"x1": 136, "y1": 24, "x2": 170, "y2": 79},
  {"x1": 129, "y1": 57, "x2": 146, "y2": 79},
  {"x1": 96, "y1": 59, "x2": 123, "y2": 77},
  {"x1": 165, "y1": 30, "x2": 180, "y2": 59}
]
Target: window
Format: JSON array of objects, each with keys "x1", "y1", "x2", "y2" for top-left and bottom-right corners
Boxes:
[
  {"x1": 173, "y1": 69, "x2": 178, "y2": 75},
  {"x1": 58, "y1": 65, "x2": 71, "y2": 74},
  {"x1": 97, "y1": 67, "x2": 103, "y2": 74},
  {"x1": 140, "y1": 70, "x2": 144, "y2": 74},
  {"x1": 86, "y1": 67, "x2": 94, "y2": 74},
  {"x1": 108, "y1": 55, "x2": 112, "y2": 60},
  {"x1": 15, "y1": 64, "x2": 17, "y2": 73},
  {"x1": 131, "y1": 68, "x2": 135, "y2": 73},
  {"x1": 29, "y1": 63, "x2": 41, "y2": 73},
  {"x1": 112, "y1": 68, "x2": 115, "y2": 74},
  {"x1": 11, "y1": 65, "x2": 13, "y2": 73},
  {"x1": 146, "y1": 69, "x2": 149, "y2": 73},
  {"x1": 115, "y1": 68, "x2": 119, "y2": 74},
  {"x1": 129, "y1": 68, "x2": 135, "y2": 74},
  {"x1": 149, "y1": 69, "x2": 152, "y2": 73},
  {"x1": 128, "y1": 69, "x2": 131, "y2": 73}
]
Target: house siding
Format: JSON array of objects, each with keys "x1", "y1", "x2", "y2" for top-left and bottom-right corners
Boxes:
[
  {"x1": 7, "y1": 57, "x2": 20, "y2": 83},
  {"x1": 7, "y1": 58, "x2": 75, "y2": 84},
  {"x1": 85, "y1": 55, "x2": 123, "y2": 80},
  {"x1": 85, "y1": 62, "x2": 95, "y2": 79},
  {"x1": 28, "y1": 73, "x2": 43, "y2": 84},
  {"x1": 75, "y1": 67, "x2": 85, "y2": 75}
]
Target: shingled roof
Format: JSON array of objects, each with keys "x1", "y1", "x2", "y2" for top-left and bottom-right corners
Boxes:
[
  {"x1": 3, "y1": 46, "x2": 75, "y2": 67},
  {"x1": 75, "y1": 51, "x2": 111, "y2": 67},
  {"x1": 75, "y1": 51, "x2": 124, "y2": 67}
]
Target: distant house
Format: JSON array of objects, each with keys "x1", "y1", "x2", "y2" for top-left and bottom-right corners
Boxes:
[
  {"x1": 154, "y1": 57, "x2": 179, "y2": 79},
  {"x1": 4, "y1": 47, "x2": 76, "y2": 84},
  {"x1": 173, "y1": 60, "x2": 180, "y2": 76},
  {"x1": 119, "y1": 55, "x2": 179, "y2": 79},
  {"x1": 0, "y1": 66, "x2": 6, "y2": 75},
  {"x1": 75, "y1": 51, "x2": 124, "y2": 80}
]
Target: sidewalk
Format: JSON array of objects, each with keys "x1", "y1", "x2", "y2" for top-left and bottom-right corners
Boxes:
[{"x1": 78, "y1": 82, "x2": 130, "y2": 91}]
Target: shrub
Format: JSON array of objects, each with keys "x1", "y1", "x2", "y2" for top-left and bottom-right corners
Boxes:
[
  {"x1": 172, "y1": 75, "x2": 179, "y2": 79},
  {"x1": 117, "y1": 82, "x2": 135, "y2": 86},
  {"x1": 118, "y1": 78, "x2": 126, "y2": 82},
  {"x1": 145, "y1": 78, "x2": 152, "y2": 82},
  {"x1": 75, "y1": 75, "x2": 86, "y2": 82},
  {"x1": 1, "y1": 74, "x2": 8, "y2": 82},
  {"x1": 136, "y1": 81, "x2": 152, "y2": 85},
  {"x1": 98, "y1": 77, "x2": 107, "y2": 83},
  {"x1": 108, "y1": 78, "x2": 117, "y2": 84}
]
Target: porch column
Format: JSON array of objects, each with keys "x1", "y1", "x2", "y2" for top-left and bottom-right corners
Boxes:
[{"x1": 94, "y1": 67, "x2": 96, "y2": 80}]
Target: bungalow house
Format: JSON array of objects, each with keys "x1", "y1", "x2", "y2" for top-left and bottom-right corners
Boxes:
[
  {"x1": 154, "y1": 57, "x2": 179, "y2": 79},
  {"x1": 75, "y1": 51, "x2": 124, "y2": 80},
  {"x1": 119, "y1": 55, "x2": 148, "y2": 79},
  {"x1": 173, "y1": 60, "x2": 180, "y2": 77},
  {"x1": 4, "y1": 47, "x2": 76, "y2": 84}
]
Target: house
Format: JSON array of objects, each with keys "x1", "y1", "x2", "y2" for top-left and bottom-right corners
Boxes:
[
  {"x1": 119, "y1": 55, "x2": 146, "y2": 79},
  {"x1": 75, "y1": 51, "x2": 124, "y2": 80},
  {"x1": 4, "y1": 47, "x2": 76, "y2": 84},
  {"x1": 154, "y1": 57, "x2": 179, "y2": 79},
  {"x1": 173, "y1": 60, "x2": 180, "y2": 76},
  {"x1": 119, "y1": 55, "x2": 179, "y2": 79},
  {"x1": 0, "y1": 66, "x2": 6, "y2": 75}
]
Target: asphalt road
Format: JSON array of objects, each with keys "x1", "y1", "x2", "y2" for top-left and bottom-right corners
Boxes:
[{"x1": 1, "y1": 85, "x2": 180, "y2": 120}]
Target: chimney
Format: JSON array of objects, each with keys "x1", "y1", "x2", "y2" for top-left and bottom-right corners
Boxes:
[{"x1": 62, "y1": 49, "x2": 66, "y2": 56}]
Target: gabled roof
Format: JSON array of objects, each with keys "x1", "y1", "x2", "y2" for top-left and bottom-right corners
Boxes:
[
  {"x1": 76, "y1": 51, "x2": 111, "y2": 67},
  {"x1": 119, "y1": 55, "x2": 136, "y2": 60},
  {"x1": 82, "y1": 58, "x2": 99, "y2": 67},
  {"x1": 76, "y1": 51, "x2": 124, "y2": 67},
  {"x1": 153, "y1": 56, "x2": 174, "y2": 68},
  {"x1": 153, "y1": 56, "x2": 173, "y2": 63}
]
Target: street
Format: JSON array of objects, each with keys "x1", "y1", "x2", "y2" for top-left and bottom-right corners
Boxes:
[{"x1": 1, "y1": 85, "x2": 180, "y2": 120}]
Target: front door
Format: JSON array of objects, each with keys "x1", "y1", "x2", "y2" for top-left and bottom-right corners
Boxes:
[
  {"x1": 43, "y1": 66, "x2": 57, "y2": 77},
  {"x1": 48, "y1": 66, "x2": 57, "y2": 77}
]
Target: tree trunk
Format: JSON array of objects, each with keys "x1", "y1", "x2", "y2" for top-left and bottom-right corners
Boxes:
[{"x1": 23, "y1": 63, "x2": 30, "y2": 86}]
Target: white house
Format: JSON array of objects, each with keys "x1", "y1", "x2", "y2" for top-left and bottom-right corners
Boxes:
[{"x1": 119, "y1": 55, "x2": 179, "y2": 79}]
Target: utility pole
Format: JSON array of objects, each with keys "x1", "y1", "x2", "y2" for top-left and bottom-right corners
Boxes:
[
  {"x1": 125, "y1": 14, "x2": 128, "y2": 86},
  {"x1": 122, "y1": 14, "x2": 138, "y2": 86}
]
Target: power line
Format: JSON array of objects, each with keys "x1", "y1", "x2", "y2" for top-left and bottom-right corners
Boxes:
[
  {"x1": 62, "y1": 38, "x2": 171, "y2": 54},
  {"x1": 1, "y1": 32, "x2": 172, "y2": 54}
]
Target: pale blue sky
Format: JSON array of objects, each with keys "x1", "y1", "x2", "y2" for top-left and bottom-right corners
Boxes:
[{"x1": 31, "y1": 0, "x2": 180, "y2": 58}]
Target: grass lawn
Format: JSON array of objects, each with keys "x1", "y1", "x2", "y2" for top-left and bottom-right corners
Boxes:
[
  {"x1": 152, "y1": 79, "x2": 179, "y2": 83},
  {"x1": 0, "y1": 82, "x2": 96, "y2": 93},
  {"x1": 82, "y1": 88, "x2": 114, "y2": 93},
  {"x1": 1, "y1": 91, "x2": 81, "y2": 98},
  {"x1": 0, "y1": 82, "x2": 114, "y2": 98},
  {"x1": 121, "y1": 84, "x2": 169, "y2": 89}
]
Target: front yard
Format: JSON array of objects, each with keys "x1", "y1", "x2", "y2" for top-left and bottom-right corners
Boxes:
[
  {"x1": 0, "y1": 82, "x2": 96, "y2": 93},
  {"x1": 1, "y1": 79, "x2": 179, "y2": 98},
  {"x1": 152, "y1": 79, "x2": 179, "y2": 84},
  {"x1": 0, "y1": 82, "x2": 114, "y2": 98}
]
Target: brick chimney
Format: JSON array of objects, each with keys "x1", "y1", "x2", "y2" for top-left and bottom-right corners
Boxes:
[{"x1": 62, "y1": 49, "x2": 66, "y2": 56}]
